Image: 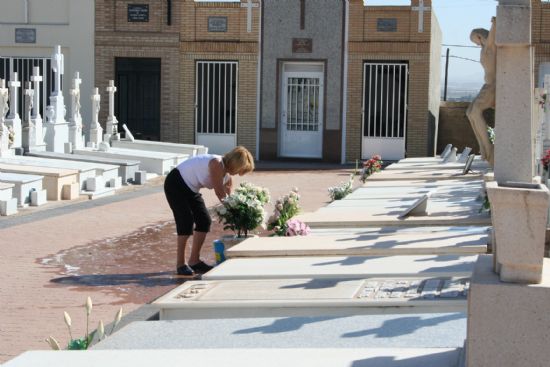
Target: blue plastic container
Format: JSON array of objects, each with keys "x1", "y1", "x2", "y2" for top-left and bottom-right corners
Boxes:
[{"x1": 213, "y1": 240, "x2": 226, "y2": 264}]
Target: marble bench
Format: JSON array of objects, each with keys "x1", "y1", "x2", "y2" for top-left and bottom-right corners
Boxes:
[{"x1": 0, "y1": 163, "x2": 79, "y2": 201}]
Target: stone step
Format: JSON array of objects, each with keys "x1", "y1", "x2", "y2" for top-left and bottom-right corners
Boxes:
[
  {"x1": 94, "y1": 313, "x2": 466, "y2": 350},
  {"x1": 3, "y1": 348, "x2": 463, "y2": 367},
  {"x1": 226, "y1": 232, "x2": 488, "y2": 258},
  {"x1": 203, "y1": 254, "x2": 478, "y2": 281}
]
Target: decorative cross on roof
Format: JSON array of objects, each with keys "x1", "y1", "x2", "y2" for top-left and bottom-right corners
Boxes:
[
  {"x1": 412, "y1": 0, "x2": 431, "y2": 33},
  {"x1": 240, "y1": 0, "x2": 258, "y2": 33}
]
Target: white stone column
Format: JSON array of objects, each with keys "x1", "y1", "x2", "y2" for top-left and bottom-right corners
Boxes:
[
  {"x1": 494, "y1": 0, "x2": 534, "y2": 183},
  {"x1": 88, "y1": 88, "x2": 103, "y2": 146},
  {"x1": 5, "y1": 72, "x2": 22, "y2": 149},
  {"x1": 104, "y1": 80, "x2": 120, "y2": 143},
  {"x1": 0, "y1": 79, "x2": 11, "y2": 157},
  {"x1": 30, "y1": 66, "x2": 45, "y2": 147},
  {"x1": 69, "y1": 72, "x2": 84, "y2": 150},
  {"x1": 22, "y1": 82, "x2": 35, "y2": 153},
  {"x1": 44, "y1": 45, "x2": 69, "y2": 152}
]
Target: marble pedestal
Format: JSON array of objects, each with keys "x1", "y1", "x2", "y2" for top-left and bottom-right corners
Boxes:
[
  {"x1": 112, "y1": 139, "x2": 207, "y2": 156},
  {"x1": 0, "y1": 172, "x2": 45, "y2": 207}
]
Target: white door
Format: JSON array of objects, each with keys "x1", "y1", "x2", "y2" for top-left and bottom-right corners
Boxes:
[
  {"x1": 195, "y1": 61, "x2": 238, "y2": 154},
  {"x1": 362, "y1": 62, "x2": 408, "y2": 160},
  {"x1": 280, "y1": 68, "x2": 324, "y2": 158}
]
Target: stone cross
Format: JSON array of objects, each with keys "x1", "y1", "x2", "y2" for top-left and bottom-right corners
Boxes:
[
  {"x1": 240, "y1": 0, "x2": 258, "y2": 33},
  {"x1": 7, "y1": 72, "x2": 20, "y2": 119},
  {"x1": 412, "y1": 0, "x2": 430, "y2": 33},
  {"x1": 0, "y1": 79, "x2": 9, "y2": 154},
  {"x1": 24, "y1": 82, "x2": 34, "y2": 128},
  {"x1": 51, "y1": 45, "x2": 64, "y2": 96},
  {"x1": 92, "y1": 88, "x2": 101, "y2": 128},
  {"x1": 106, "y1": 80, "x2": 117, "y2": 124},
  {"x1": 70, "y1": 71, "x2": 82, "y2": 123},
  {"x1": 30, "y1": 67, "x2": 42, "y2": 119}
]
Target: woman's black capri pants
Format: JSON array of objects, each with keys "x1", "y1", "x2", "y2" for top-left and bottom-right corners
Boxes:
[{"x1": 164, "y1": 169, "x2": 212, "y2": 235}]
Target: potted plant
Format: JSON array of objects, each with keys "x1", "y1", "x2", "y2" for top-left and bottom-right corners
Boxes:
[{"x1": 215, "y1": 182, "x2": 270, "y2": 247}]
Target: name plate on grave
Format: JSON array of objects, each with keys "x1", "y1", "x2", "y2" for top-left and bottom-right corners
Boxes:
[
  {"x1": 128, "y1": 4, "x2": 149, "y2": 22},
  {"x1": 292, "y1": 38, "x2": 313, "y2": 53},
  {"x1": 377, "y1": 18, "x2": 397, "y2": 32},
  {"x1": 208, "y1": 17, "x2": 228, "y2": 32},
  {"x1": 15, "y1": 28, "x2": 36, "y2": 44}
]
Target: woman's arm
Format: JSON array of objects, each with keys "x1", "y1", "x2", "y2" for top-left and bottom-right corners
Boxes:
[
  {"x1": 224, "y1": 175, "x2": 233, "y2": 195},
  {"x1": 208, "y1": 158, "x2": 228, "y2": 202}
]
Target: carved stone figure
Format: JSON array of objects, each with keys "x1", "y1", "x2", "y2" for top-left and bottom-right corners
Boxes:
[{"x1": 466, "y1": 17, "x2": 496, "y2": 166}]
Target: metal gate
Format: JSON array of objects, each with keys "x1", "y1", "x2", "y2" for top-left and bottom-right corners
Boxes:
[
  {"x1": 195, "y1": 61, "x2": 238, "y2": 154},
  {"x1": 362, "y1": 62, "x2": 408, "y2": 160},
  {"x1": 0, "y1": 57, "x2": 53, "y2": 120}
]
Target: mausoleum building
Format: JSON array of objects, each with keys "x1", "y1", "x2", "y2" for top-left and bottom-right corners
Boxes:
[{"x1": 95, "y1": 0, "x2": 441, "y2": 162}]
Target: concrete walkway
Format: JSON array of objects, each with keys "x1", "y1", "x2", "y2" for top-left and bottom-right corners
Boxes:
[{"x1": 0, "y1": 167, "x2": 357, "y2": 363}]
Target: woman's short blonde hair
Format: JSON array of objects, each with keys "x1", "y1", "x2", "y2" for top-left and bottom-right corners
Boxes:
[{"x1": 223, "y1": 146, "x2": 255, "y2": 174}]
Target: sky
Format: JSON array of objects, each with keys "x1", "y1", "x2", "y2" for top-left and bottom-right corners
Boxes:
[{"x1": 366, "y1": 0, "x2": 497, "y2": 92}]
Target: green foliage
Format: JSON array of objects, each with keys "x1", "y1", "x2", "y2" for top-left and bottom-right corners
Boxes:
[{"x1": 328, "y1": 175, "x2": 354, "y2": 201}]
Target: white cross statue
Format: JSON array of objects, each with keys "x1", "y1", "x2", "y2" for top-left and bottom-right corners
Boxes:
[
  {"x1": 106, "y1": 80, "x2": 117, "y2": 121},
  {"x1": 70, "y1": 71, "x2": 82, "y2": 121},
  {"x1": 240, "y1": 0, "x2": 258, "y2": 33},
  {"x1": 51, "y1": 45, "x2": 64, "y2": 96},
  {"x1": 7, "y1": 72, "x2": 21, "y2": 119},
  {"x1": 30, "y1": 67, "x2": 42, "y2": 119},
  {"x1": 412, "y1": 0, "x2": 430, "y2": 33}
]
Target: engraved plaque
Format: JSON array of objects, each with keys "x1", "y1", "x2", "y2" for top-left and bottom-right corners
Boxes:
[
  {"x1": 128, "y1": 4, "x2": 149, "y2": 22},
  {"x1": 208, "y1": 16, "x2": 228, "y2": 32},
  {"x1": 292, "y1": 38, "x2": 313, "y2": 53},
  {"x1": 15, "y1": 28, "x2": 36, "y2": 44},
  {"x1": 377, "y1": 18, "x2": 398, "y2": 32}
]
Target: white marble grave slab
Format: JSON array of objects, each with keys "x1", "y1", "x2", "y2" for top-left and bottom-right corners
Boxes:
[
  {"x1": 346, "y1": 183, "x2": 482, "y2": 200},
  {"x1": 3, "y1": 348, "x2": 463, "y2": 367},
  {"x1": 361, "y1": 178, "x2": 483, "y2": 188},
  {"x1": 0, "y1": 172, "x2": 44, "y2": 206},
  {"x1": 367, "y1": 169, "x2": 482, "y2": 181},
  {"x1": 112, "y1": 139, "x2": 207, "y2": 156},
  {"x1": 226, "y1": 232, "x2": 488, "y2": 258},
  {"x1": 0, "y1": 163, "x2": 79, "y2": 201},
  {"x1": 386, "y1": 161, "x2": 489, "y2": 171},
  {"x1": 298, "y1": 198, "x2": 490, "y2": 228},
  {"x1": 328, "y1": 195, "x2": 480, "y2": 209},
  {"x1": 203, "y1": 254, "x2": 477, "y2": 280},
  {"x1": 0, "y1": 156, "x2": 118, "y2": 191},
  {"x1": 398, "y1": 155, "x2": 484, "y2": 164},
  {"x1": 28, "y1": 150, "x2": 139, "y2": 184},
  {"x1": 74, "y1": 147, "x2": 188, "y2": 175},
  {"x1": 95, "y1": 313, "x2": 466, "y2": 349},
  {"x1": 0, "y1": 181, "x2": 15, "y2": 201},
  {"x1": 154, "y1": 277, "x2": 470, "y2": 319},
  {"x1": 309, "y1": 226, "x2": 490, "y2": 237}
]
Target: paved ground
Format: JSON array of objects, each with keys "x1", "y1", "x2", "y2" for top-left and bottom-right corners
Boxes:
[{"x1": 0, "y1": 165, "x2": 359, "y2": 363}]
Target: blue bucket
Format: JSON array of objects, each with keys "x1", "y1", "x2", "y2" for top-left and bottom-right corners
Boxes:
[{"x1": 213, "y1": 240, "x2": 226, "y2": 264}]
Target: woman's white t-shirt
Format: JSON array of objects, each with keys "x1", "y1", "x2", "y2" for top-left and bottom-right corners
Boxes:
[{"x1": 176, "y1": 154, "x2": 229, "y2": 193}]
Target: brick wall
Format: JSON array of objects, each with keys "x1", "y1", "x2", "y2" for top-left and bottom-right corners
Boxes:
[{"x1": 346, "y1": 0, "x2": 435, "y2": 160}]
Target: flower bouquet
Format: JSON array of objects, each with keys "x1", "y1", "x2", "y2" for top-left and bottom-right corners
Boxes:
[
  {"x1": 284, "y1": 218, "x2": 311, "y2": 236},
  {"x1": 360, "y1": 154, "x2": 383, "y2": 182},
  {"x1": 328, "y1": 175, "x2": 354, "y2": 201},
  {"x1": 542, "y1": 149, "x2": 550, "y2": 172},
  {"x1": 267, "y1": 188, "x2": 304, "y2": 236},
  {"x1": 215, "y1": 182, "x2": 270, "y2": 238}
]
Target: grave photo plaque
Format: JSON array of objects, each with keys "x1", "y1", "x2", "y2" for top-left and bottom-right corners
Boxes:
[
  {"x1": 15, "y1": 28, "x2": 36, "y2": 44},
  {"x1": 128, "y1": 4, "x2": 149, "y2": 22},
  {"x1": 208, "y1": 17, "x2": 228, "y2": 32},
  {"x1": 377, "y1": 18, "x2": 398, "y2": 32},
  {"x1": 292, "y1": 38, "x2": 313, "y2": 53}
]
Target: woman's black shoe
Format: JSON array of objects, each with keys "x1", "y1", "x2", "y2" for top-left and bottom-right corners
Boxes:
[
  {"x1": 189, "y1": 261, "x2": 213, "y2": 274},
  {"x1": 177, "y1": 264, "x2": 195, "y2": 276}
]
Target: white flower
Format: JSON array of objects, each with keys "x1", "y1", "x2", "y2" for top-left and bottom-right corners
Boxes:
[{"x1": 218, "y1": 207, "x2": 227, "y2": 215}]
